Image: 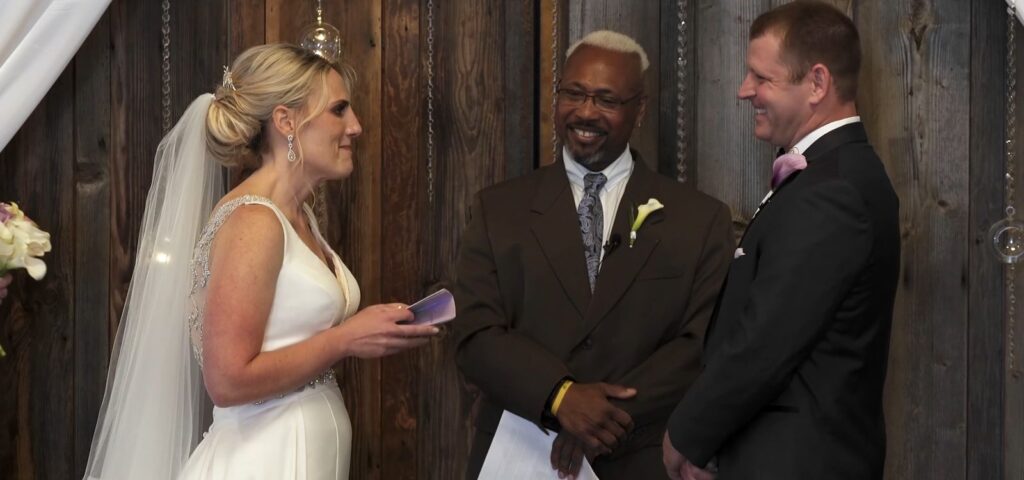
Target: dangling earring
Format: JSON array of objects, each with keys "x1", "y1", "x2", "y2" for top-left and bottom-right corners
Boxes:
[{"x1": 287, "y1": 134, "x2": 297, "y2": 162}]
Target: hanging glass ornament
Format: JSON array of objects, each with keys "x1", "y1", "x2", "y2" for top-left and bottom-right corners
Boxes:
[
  {"x1": 298, "y1": 0, "x2": 342, "y2": 63},
  {"x1": 991, "y1": 208, "x2": 1024, "y2": 264}
]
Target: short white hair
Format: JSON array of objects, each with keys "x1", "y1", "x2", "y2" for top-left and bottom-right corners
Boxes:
[{"x1": 566, "y1": 30, "x2": 649, "y2": 72}]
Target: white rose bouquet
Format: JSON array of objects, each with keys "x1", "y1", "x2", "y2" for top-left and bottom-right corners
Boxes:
[{"x1": 0, "y1": 202, "x2": 52, "y2": 357}]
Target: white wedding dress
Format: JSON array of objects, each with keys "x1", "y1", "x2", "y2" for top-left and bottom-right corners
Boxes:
[{"x1": 180, "y1": 195, "x2": 359, "y2": 479}]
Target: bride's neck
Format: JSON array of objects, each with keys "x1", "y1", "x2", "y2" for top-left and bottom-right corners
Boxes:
[{"x1": 244, "y1": 163, "x2": 317, "y2": 220}]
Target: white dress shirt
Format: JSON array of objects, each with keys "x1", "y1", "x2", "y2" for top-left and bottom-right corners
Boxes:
[
  {"x1": 563, "y1": 146, "x2": 634, "y2": 262},
  {"x1": 790, "y1": 116, "x2": 861, "y2": 155}
]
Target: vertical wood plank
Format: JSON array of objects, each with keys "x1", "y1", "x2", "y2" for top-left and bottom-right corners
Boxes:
[
  {"x1": 428, "y1": 0, "x2": 509, "y2": 477},
  {"x1": 967, "y1": 2, "x2": 1007, "y2": 479},
  {"x1": 264, "y1": 0, "x2": 284, "y2": 44},
  {"x1": 1008, "y1": 8, "x2": 1024, "y2": 480},
  {"x1": 504, "y1": 0, "x2": 537, "y2": 179},
  {"x1": 0, "y1": 66, "x2": 77, "y2": 480},
  {"x1": 73, "y1": 11, "x2": 112, "y2": 478},
  {"x1": 539, "y1": 0, "x2": 569, "y2": 167},
  {"x1": 108, "y1": 0, "x2": 165, "y2": 344},
  {"x1": 229, "y1": 0, "x2": 266, "y2": 58},
  {"x1": 856, "y1": 1, "x2": 972, "y2": 478},
  {"x1": 566, "y1": 0, "x2": 661, "y2": 170},
  {"x1": 380, "y1": 0, "x2": 423, "y2": 477},
  {"x1": 694, "y1": 0, "x2": 774, "y2": 233},
  {"x1": 171, "y1": 0, "x2": 229, "y2": 119},
  {"x1": 227, "y1": 0, "x2": 266, "y2": 189}
]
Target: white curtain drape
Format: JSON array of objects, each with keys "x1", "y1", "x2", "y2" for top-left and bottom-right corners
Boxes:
[
  {"x1": 0, "y1": 0, "x2": 110, "y2": 153},
  {"x1": 1012, "y1": 0, "x2": 1024, "y2": 24}
]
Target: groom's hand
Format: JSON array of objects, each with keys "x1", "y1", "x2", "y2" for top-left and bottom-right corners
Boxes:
[
  {"x1": 555, "y1": 382, "x2": 636, "y2": 453},
  {"x1": 662, "y1": 432, "x2": 714, "y2": 480},
  {"x1": 550, "y1": 431, "x2": 601, "y2": 479}
]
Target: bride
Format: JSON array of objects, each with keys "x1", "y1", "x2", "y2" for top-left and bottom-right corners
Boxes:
[{"x1": 84, "y1": 43, "x2": 439, "y2": 479}]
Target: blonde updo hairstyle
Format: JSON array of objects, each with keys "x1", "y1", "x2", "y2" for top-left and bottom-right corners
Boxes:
[{"x1": 206, "y1": 43, "x2": 356, "y2": 168}]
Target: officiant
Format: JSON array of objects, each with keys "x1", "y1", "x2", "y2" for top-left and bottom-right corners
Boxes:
[{"x1": 453, "y1": 30, "x2": 734, "y2": 479}]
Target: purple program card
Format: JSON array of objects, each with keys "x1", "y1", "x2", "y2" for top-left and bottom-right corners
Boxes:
[{"x1": 407, "y1": 288, "x2": 456, "y2": 325}]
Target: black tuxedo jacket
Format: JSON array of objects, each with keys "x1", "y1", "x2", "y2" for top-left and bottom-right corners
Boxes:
[
  {"x1": 667, "y1": 123, "x2": 900, "y2": 479},
  {"x1": 455, "y1": 155, "x2": 734, "y2": 479}
]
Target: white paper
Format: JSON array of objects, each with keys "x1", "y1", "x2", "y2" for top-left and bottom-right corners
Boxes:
[{"x1": 478, "y1": 410, "x2": 600, "y2": 480}]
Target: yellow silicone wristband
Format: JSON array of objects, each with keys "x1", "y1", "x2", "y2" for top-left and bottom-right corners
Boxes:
[{"x1": 550, "y1": 380, "x2": 574, "y2": 416}]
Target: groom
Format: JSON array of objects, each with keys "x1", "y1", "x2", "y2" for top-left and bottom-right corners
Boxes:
[
  {"x1": 455, "y1": 30, "x2": 733, "y2": 479},
  {"x1": 663, "y1": 3, "x2": 900, "y2": 479}
]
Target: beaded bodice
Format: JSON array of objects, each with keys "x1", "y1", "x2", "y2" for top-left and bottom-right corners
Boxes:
[{"x1": 187, "y1": 195, "x2": 360, "y2": 367}]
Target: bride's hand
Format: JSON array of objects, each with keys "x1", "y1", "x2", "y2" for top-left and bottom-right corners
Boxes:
[{"x1": 335, "y1": 303, "x2": 439, "y2": 358}]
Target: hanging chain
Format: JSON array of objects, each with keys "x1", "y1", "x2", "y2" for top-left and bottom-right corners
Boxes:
[
  {"x1": 675, "y1": 0, "x2": 689, "y2": 183},
  {"x1": 425, "y1": 0, "x2": 436, "y2": 206},
  {"x1": 1008, "y1": 3, "x2": 1019, "y2": 377},
  {"x1": 551, "y1": 0, "x2": 560, "y2": 164},
  {"x1": 314, "y1": 0, "x2": 328, "y2": 235},
  {"x1": 161, "y1": 0, "x2": 172, "y2": 133}
]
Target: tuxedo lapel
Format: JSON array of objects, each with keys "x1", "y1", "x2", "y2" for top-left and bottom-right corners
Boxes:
[
  {"x1": 530, "y1": 163, "x2": 591, "y2": 317},
  {"x1": 740, "y1": 122, "x2": 869, "y2": 244},
  {"x1": 584, "y1": 157, "x2": 661, "y2": 329}
]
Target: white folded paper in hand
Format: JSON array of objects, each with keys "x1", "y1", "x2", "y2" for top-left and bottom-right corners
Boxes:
[
  {"x1": 406, "y1": 288, "x2": 456, "y2": 326},
  {"x1": 478, "y1": 410, "x2": 600, "y2": 480}
]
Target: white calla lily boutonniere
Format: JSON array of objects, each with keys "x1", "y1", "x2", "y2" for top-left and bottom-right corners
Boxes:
[{"x1": 629, "y1": 198, "x2": 664, "y2": 248}]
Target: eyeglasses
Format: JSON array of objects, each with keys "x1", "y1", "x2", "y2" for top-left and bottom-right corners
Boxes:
[{"x1": 556, "y1": 88, "x2": 644, "y2": 112}]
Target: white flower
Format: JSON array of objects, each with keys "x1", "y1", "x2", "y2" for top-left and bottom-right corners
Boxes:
[
  {"x1": 0, "y1": 203, "x2": 51, "y2": 280},
  {"x1": 629, "y1": 198, "x2": 664, "y2": 248}
]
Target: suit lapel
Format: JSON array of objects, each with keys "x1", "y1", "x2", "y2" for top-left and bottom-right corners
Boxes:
[
  {"x1": 530, "y1": 162, "x2": 591, "y2": 317},
  {"x1": 583, "y1": 156, "x2": 661, "y2": 329}
]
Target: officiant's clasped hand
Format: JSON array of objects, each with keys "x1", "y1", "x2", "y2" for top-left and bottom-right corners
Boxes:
[{"x1": 550, "y1": 382, "x2": 637, "y2": 478}]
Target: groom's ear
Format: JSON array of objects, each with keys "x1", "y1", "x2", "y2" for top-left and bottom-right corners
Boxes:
[{"x1": 807, "y1": 63, "x2": 831, "y2": 105}]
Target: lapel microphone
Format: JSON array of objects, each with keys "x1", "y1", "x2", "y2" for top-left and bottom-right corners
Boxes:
[{"x1": 603, "y1": 233, "x2": 622, "y2": 256}]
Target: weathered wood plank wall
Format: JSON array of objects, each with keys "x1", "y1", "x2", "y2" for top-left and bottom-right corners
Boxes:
[
  {"x1": 968, "y1": 1, "x2": 1008, "y2": 479},
  {"x1": 72, "y1": 11, "x2": 113, "y2": 478},
  {"x1": 857, "y1": 0, "x2": 971, "y2": 478},
  {"x1": 0, "y1": 0, "x2": 1021, "y2": 478}
]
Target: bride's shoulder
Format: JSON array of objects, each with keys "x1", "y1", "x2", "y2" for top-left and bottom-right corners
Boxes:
[
  {"x1": 203, "y1": 192, "x2": 285, "y2": 253},
  {"x1": 204, "y1": 201, "x2": 285, "y2": 277}
]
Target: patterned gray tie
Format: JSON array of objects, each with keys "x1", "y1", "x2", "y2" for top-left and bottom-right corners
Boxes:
[{"x1": 577, "y1": 172, "x2": 607, "y2": 291}]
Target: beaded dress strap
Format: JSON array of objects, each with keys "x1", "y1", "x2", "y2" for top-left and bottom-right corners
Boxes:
[{"x1": 187, "y1": 195, "x2": 279, "y2": 367}]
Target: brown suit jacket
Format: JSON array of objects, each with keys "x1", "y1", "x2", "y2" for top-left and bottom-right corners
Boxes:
[{"x1": 454, "y1": 155, "x2": 734, "y2": 479}]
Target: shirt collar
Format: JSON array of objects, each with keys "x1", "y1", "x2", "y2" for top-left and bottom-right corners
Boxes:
[
  {"x1": 790, "y1": 116, "x2": 861, "y2": 155},
  {"x1": 563, "y1": 146, "x2": 634, "y2": 189}
]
